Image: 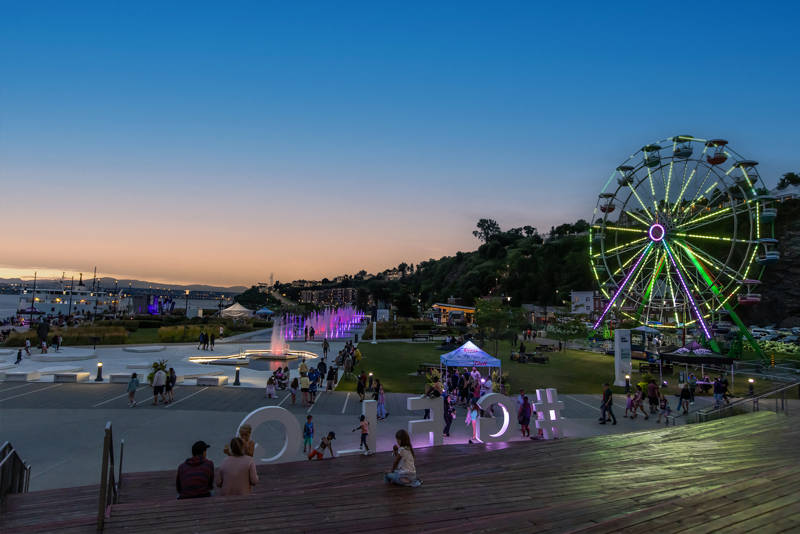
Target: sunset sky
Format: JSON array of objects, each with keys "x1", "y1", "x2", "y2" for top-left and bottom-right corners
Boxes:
[{"x1": 1, "y1": 2, "x2": 798, "y2": 286}]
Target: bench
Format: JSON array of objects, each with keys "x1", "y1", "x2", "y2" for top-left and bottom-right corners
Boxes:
[
  {"x1": 197, "y1": 375, "x2": 229, "y2": 386},
  {"x1": 638, "y1": 363, "x2": 674, "y2": 375},
  {"x1": 54, "y1": 372, "x2": 90, "y2": 383},
  {"x1": 4, "y1": 371, "x2": 41, "y2": 381},
  {"x1": 412, "y1": 333, "x2": 432, "y2": 342}
]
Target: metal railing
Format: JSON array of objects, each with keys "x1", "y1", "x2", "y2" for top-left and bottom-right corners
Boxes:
[
  {"x1": 695, "y1": 382, "x2": 800, "y2": 423},
  {"x1": 0, "y1": 441, "x2": 31, "y2": 512},
  {"x1": 97, "y1": 422, "x2": 123, "y2": 531}
]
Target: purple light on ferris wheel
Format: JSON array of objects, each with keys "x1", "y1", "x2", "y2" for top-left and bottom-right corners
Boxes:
[
  {"x1": 593, "y1": 242, "x2": 653, "y2": 330},
  {"x1": 663, "y1": 243, "x2": 712, "y2": 339}
]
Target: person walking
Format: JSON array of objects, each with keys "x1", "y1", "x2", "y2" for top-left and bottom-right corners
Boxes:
[
  {"x1": 518, "y1": 395, "x2": 532, "y2": 437},
  {"x1": 376, "y1": 381, "x2": 387, "y2": 420},
  {"x1": 299, "y1": 373, "x2": 310, "y2": 406},
  {"x1": 599, "y1": 383, "x2": 617, "y2": 425},
  {"x1": 646, "y1": 379, "x2": 659, "y2": 414},
  {"x1": 326, "y1": 366, "x2": 336, "y2": 391},
  {"x1": 466, "y1": 400, "x2": 480, "y2": 444},
  {"x1": 24, "y1": 338, "x2": 31, "y2": 356},
  {"x1": 152, "y1": 367, "x2": 167, "y2": 405},
  {"x1": 265, "y1": 376, "x2": 276, "y2": 399},
  {"x1": 289, "y1": 377, "x2": 299, "y2": 405},
  {"x1": 322, "y1": 338, "x2": 329, "y2": 360},
  {"x1": 127, "y1": 372, "x2": 140, "y2": 407},
  {"x1": 303, "y1": 415, "x2": 314, "y2": 453},
  {"x1": 165, "y1": 367, "x2": 177, "y2": 404},
  {"x1": 209, "y1": 333, "x2": 215, "y2": 351},
  {"x1": 14, "y1": 348, "x2": 22, "y2": 365},
  {"x1": 443, "y1": 394, "x2": 455, "y2": 437},
  {"x1": 197, "y1": 332, "x2": 205, "y2": 350},
  {"x1": 679, "y1": 383, "x2": 692, "y2": 415},
  {"x1": 352, "y1": 415, "x2": 371, "y2": 455},
  {"x1": 632, "y1": 385, "x2": 649, "y2": 419}
]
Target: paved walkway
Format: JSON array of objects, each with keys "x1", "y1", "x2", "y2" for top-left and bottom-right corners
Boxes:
[{"x1": 1, "y1": 376, "x2": 760, "y2": 491}]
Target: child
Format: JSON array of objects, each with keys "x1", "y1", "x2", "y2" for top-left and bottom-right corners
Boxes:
[
  {"x1": 308, "y1": 431, "x2": 336, "y2": 460},
  {"x1": 352, "y1": 415, "x2": 371, "y2": 455},
  {"x1": 265, "y1": 376, "x2": 276, "y2": 399},
  {"x1": 127, "y1": 373, "x2": 139, "y2": 407},
  {"x1": 303, "y1": 415, "x2": 314, "y2": 453},
  {"x1": 624, "y1": 392, "x2": 634, "y2": 418},
  {"x1": 384, "y1": 429, "x2": 421, "y2": 487},
  {"x1": 657, "y1": 394, "x2": 671, "y2": 424},
  {"x1": 289, "y1": 378, "x2": 299, "y2": 405},
  {"x1": 465, "y1": 400, "x2": 480, "y2": 444}
]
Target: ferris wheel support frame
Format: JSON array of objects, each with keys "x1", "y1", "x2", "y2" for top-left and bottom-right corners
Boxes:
[{"x1": 678, "y1": 240, "x2": 765, "y2": 361}]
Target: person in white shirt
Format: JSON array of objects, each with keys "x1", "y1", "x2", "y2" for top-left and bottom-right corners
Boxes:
[
  {"x1": 384, "y1": 429, "x2": 421, "y2": 487},
  {"x1": 152, "y1": 368, "x2": 167, "y2": 405}
]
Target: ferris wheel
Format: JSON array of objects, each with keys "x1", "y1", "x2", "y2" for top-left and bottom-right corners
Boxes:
[{"x1": 589, "y1": 135, "x2": 778, "y2": 351}]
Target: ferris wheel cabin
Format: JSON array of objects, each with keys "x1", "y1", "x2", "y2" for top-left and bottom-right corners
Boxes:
[
  {"x1": 642, "y1": 145, "x2": 661, "y2": 167},
  {"x1": 672, "y1": 135, "x2": 694, "y2": 158},
  {"x1": 756, "y1": 238, "x2": 780, "y2": 265},
  {"x1": 599, "y1": 193, "x2": 615, "y2": 213},
  {"x1": 758, "y1": 195, "x2": 778, "y2": 223},
  {"x1": 738, "y1": 279, "x2": 762, "y2": 305},
  {"x1": 705, "y1": 139, "x2": 728, "y2": 165},
  {"x1": 616, "y1": 165, "x2": 634, "y2": 186}
]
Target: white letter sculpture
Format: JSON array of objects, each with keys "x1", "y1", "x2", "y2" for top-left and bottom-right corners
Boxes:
[
  {"x1": 533, "y1": 388, "x2": 564, "y2": 440},
  {"x1": 238, "y1": 406, "x2": 301, "y2": 463},
  {"x1": 406, "y1": 395, "x2": 443, "y2": 447},
  {"x1": 476, "y1": 393, "x2": 516, "y2": 443}
]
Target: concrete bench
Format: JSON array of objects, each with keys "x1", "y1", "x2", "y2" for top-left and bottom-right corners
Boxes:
[
  {"x1": 54, "y1": 372, "x2": 91, "y2": 383},
  {"x1": 110, "y1": 373, "x2": 134, "y2": 384},
  {"x1": 4, "y1": 371, "x2": 42, "y2": 381},
  {"x1": 197, "y1": 375, "x2": 228, "y2": 386}
]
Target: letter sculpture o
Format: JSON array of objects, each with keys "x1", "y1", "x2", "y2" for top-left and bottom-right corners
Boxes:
[
  {"x1": 476, "y1": 392, "x2": 516, "y2": 443},
  {"x1": 238, "y1": 406, "x2": 301, "y2": 463}
]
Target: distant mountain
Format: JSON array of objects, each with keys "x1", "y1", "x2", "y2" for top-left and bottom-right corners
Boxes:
[{"x1": 0, "y1": 276, "x2": 247, "y2": 293}]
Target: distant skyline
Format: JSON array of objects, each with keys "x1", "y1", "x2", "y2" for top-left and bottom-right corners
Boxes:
[{"x1": 1, "y1": 2, "x2": 798, "y2": 286}]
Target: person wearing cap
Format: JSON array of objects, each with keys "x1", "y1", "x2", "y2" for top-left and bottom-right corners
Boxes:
[{"x1": 176, "y1": 441, "x2": 214, "y2": 499}]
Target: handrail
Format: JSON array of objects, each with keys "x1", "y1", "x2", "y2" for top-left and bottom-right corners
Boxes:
[
  {"x1": 0, "y1": 441, "x2": 31, "y2": 512},
  {"x1": 96, "y1": 422, "x2": 119, "y2": 531},
  {"x1": 696, "y1": 381, "x2": 800, "y2": 423}
]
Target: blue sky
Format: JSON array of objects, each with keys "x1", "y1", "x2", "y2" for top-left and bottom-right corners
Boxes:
[{"x1": 1, "y1": 1, "x2": 798, "y2": 284}]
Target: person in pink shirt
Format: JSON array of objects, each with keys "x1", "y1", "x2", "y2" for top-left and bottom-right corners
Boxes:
[{"x1": 216, "y1": 438, "x2": 258, "y2": 496}]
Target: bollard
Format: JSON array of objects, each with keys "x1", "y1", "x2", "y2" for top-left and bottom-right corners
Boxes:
[
  {"x1": 233, "y1": 367, "x2": 241, "y2": 386},
  {"x1": 95, "y1": 362, "x2": 104, "y2": 382}
]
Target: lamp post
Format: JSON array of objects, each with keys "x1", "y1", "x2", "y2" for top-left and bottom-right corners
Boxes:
[
  {"x1": 185, "y1": 290, "x2": 190, "y2": 317},
  {"x1": 625, "y1": 374, "x2": 631, "y2": 394},
  {"x1": 748, "y1": 378, "x2": 755, "y2": 397},
  {"x1": 95, "y1": 362, "x2": 104, "y2": 382},
  {"x1": 234, "y1": 366, "x2": 241, "y2": 386}
]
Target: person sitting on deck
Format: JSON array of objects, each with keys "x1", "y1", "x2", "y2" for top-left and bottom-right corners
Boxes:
[
  {"x1": 384, "y1": 429, "x2": 422, "y2": 487},
  {"x1": 176, "y1": 441, "x2": 214, "y2": 499},
  {"x1": 216, "y1": 437, "x2": 258, "y2": 496}
]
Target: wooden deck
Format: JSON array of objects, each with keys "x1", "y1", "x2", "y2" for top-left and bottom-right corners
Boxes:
[{"x1": 3, "y1": 412, "x2": 799, "y2": 533}]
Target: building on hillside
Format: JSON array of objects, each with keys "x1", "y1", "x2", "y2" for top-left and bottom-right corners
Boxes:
[
  {"x1": 570, "y1": 290, "x2": 603, "y2": 316},
  {"x1": 300, "y1": 287, "x2": 359, "y2": 306},
  {"x1": 432, "y1": 303, "x2": 475, "y2": 325}
]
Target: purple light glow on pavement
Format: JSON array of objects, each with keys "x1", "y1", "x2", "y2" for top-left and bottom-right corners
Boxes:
[
  {"x1": 663, "y1": 243, "x2": 712, "y2": 339},
  {"x1": 593, "y1": 242, "x2": 653, "y2": 329}
]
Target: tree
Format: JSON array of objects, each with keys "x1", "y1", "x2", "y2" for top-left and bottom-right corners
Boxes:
[
  {"x1": 550, "y1": 316, "x2": 588, "y2": 350},
  {"x1": 777, "y1": 172, "x2": 800, "y2": 190},
  {"x1": 398, "y1": 262, "x2": 408, "y2": 278},
  {"x1": 522, "y1": 225, "x2": 537, "y2": 237},
  {"x1": 472, "y1": 218, "x2": 502, "y2": 243},
  {"x1": 475, "y1": 298, "x2": 527, "y2": 355}
]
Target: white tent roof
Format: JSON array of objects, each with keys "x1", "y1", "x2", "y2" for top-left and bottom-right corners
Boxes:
[{"x1": 221, "y1": 302, "x2": 253, "y2": 318}]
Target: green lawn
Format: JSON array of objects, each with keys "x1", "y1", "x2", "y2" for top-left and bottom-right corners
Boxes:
[
  {"x1": 342, "y1": 340, "x2": 784, "y2": 397},
  {"x1": 125, "y1": 328, "x2": 161, "y2": 344},
  {"x1": 340, "y1": 340, "x2": 618, "y2": 395}
]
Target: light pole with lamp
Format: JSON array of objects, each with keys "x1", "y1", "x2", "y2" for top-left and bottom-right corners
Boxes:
[{"x1": 184, "y1": 290, "x2": 190, "y2": 318}]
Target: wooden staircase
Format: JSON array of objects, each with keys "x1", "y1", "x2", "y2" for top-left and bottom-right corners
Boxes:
[{"x1": 3, "y1": 412, "x2": 799, "y2": 533}]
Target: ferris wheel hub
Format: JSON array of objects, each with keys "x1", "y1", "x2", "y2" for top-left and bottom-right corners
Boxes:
[{"x1": 648, "y1": 223, "x2": 666, "y2": 242}]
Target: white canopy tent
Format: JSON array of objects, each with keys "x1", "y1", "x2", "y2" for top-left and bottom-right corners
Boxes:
[{"x1": 221, "y1": 302, "x2": 253, "y2": 319}]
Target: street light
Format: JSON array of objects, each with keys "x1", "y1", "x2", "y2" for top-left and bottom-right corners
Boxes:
[
  {"x1": 184, "y1": 290, "x2": 190, "y2": 317},
  {"x1": 624, "y1": 374, "x2": 631, "y2": 393},
  {"x1": 748, "y1": 378, "x2": 755, "y2": 396}
]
